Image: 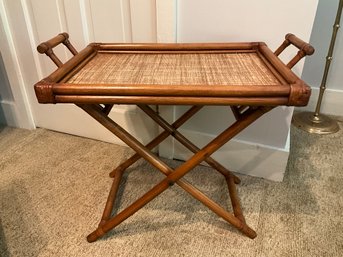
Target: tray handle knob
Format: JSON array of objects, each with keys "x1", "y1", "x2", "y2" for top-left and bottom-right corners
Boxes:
[
  {"x1": 274, "y1": 33, "x2": 315, "y2": 69},
  {"x1": 37, "y1": 32, "x2": 78, "y2": 68}
]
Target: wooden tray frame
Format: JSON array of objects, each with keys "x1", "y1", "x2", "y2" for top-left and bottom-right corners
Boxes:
[{"x1": 35, "y1": 34, "x2": 312, "y2": 107}]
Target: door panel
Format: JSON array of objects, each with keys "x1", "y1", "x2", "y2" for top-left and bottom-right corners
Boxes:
[{"x1": 3, "y1": 0, "x2": 163, "y2": 145}]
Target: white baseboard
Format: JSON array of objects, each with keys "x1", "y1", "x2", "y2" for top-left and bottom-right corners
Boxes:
[
  {"x1": 166, "y1": 128, "x2": 290, "y2": 182},
  {"x1": 297, "y1": 87, "x2": 343, "y2": 117}
]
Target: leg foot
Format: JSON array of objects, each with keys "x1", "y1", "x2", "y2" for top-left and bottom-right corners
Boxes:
[
  {"x1": 233, "y1": 175, "x2": 241, "y2": 184},
  {"x1": 87, "y1": 228, "x2": 105, "y2": 243},
  {"x1": 240, "y1": 224, "x2": 257, "y2": 239}
]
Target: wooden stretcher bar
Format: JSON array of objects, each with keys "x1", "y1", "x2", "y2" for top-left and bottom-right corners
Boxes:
[
  {"x1": 54, "y1": 95, "x2": 290, "y2": 106},
  {"x1": 33, "y1": 32, "x2": 314, "y2": 243}
]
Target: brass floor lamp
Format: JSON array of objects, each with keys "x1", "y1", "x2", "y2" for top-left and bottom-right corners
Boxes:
[{"x1": 293, "y1": 0, "x2": 342, "y2": 134}]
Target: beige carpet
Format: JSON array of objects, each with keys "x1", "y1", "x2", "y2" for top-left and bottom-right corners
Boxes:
[{"x1": 0, "y1": 119, "x2": 342, "y2": 257}]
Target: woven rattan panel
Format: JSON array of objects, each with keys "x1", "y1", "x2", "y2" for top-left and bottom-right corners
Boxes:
[{"x1": 67, "y1": 52, "x2": 281, "y2": 86}]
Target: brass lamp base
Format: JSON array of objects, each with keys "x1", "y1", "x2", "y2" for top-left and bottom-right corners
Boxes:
[{"x1": 292, "y1": 111, "x2": 340, "y2": 134}]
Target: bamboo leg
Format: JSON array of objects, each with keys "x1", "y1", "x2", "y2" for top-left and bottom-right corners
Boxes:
[
  {"x1": 111, "y1": 167, "x2": 254, "y2": 241},
  {"x1": 98, "y1": 169, "x2": 124, "y2": 226},
  {"x1": 88, "y1": 176, "x2": 256, "y2": 243},
  {"x1": 87, "y1": 176, "x2": 171, "y2": 242},
  {"x1": 230, "y1": 106, "x2": 249, "y2": 121},
  {"x1": 226, "y1": 174, "x2": 245, "y2": 223},
  {"x1": 80, "y1": 104, "x2": 271, "y2": 242},
  {"x1": 105, "y1": 106, "x2": 202, "y2": 229},
  {"x1": 109, "y1": 105, "x2": 203, "y2": 178},
  {"x1": 230, "y1": 106, "x2": 241, "y2": 120},
  {"x1": 158, "y1": 118, "x2": 246, "y2": 223},
  {"x1": 138, "y1": 105, "x2": 241, "y2": 184},
  {"x1": 102, "y1": 104, "x2": 114, "y2": 115}
]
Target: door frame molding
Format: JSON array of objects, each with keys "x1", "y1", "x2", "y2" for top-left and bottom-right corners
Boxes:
[{"x1": 0, "y1": 0, "x2": 35, "y2": 129}]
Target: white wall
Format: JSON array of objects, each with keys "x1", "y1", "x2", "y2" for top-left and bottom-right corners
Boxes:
[
  {"x1": 177, "y1": 0, "x2": 317, "y2": 147},
  {"x1": 163, "y1": 0, "x2": 318, "y2": 181},
  {"x1": 301, "y1": 0, "x2": 343, "y2": 116}
]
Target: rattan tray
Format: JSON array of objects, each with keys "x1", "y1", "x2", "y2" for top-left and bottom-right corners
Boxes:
[{"x1": 35, "y1": 41, "x2": 311, "y2": 106}]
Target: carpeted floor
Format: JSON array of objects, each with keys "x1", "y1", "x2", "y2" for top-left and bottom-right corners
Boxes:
[{"x1": 0, "y1": 119, "x2": 342, "y2": 257}]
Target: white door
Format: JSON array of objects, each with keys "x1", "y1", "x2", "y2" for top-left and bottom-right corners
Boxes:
[{"x1": 1, "y1": 0, "x2": 175, "y2": 145}]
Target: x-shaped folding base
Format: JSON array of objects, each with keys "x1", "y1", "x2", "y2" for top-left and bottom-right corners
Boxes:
[{"x1": 79, "y1": 104, "x2": 272, "y2": 243}]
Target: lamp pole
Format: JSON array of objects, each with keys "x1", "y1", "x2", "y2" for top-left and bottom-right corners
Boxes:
[{"x1": 292, "y1": 0, "x2": 342, "y2": 134}]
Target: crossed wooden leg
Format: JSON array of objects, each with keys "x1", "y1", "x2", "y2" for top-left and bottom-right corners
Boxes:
[
  {"x1": 109, "y1": 105, "x2": 240, "y2": 184},
  {"x1": 79, "y1": 104, "x2": 272, "y2": 243}
]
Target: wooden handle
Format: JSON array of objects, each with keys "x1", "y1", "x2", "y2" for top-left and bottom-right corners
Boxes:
[
  {"x1": 285, "y1": 33, "x2": 315, "y2": 55},
  {"x1": 37, "y1": 33, "x2": 69, "y2": 54},
  {"x1": 274, "y1": 33, "x2": 315, "y2": 69},
  {"x1": 36, "y1": 32, "x2": 78, "y2": 68}
]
